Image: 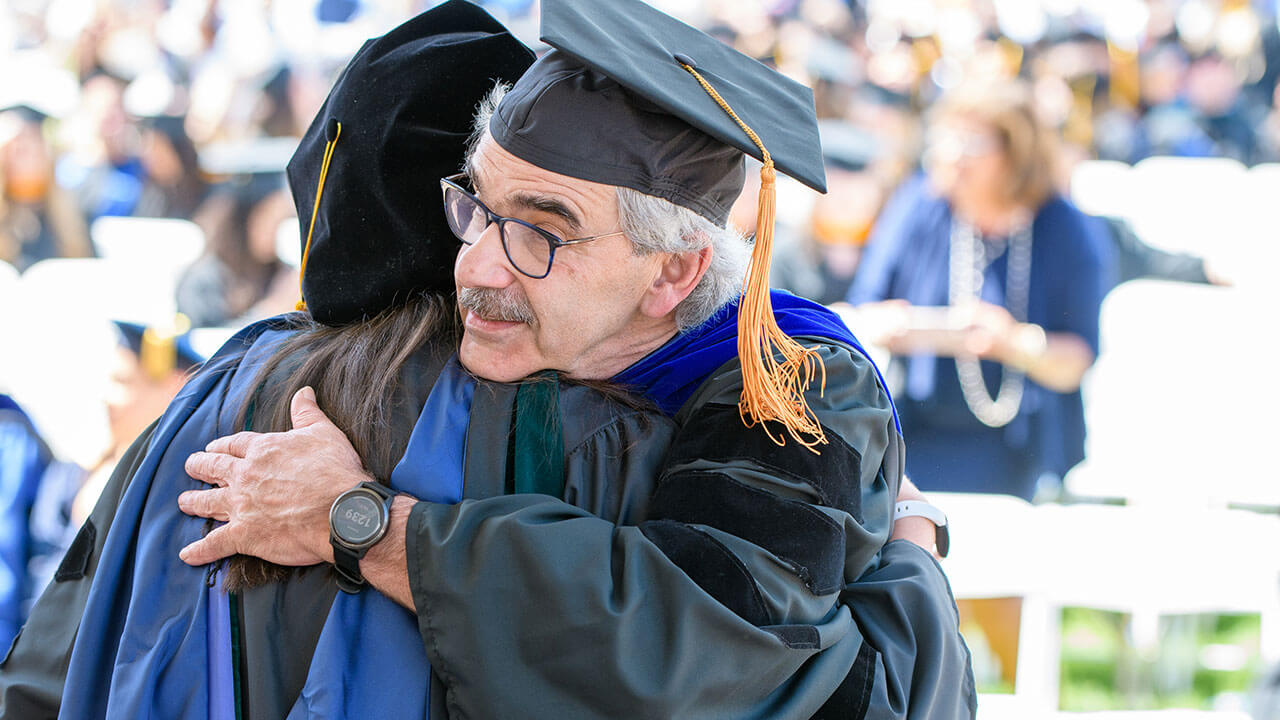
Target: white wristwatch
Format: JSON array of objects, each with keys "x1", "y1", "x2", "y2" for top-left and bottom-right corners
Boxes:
[{"x1": 894, "y1": 500, "x2": 950, "y2": 557}]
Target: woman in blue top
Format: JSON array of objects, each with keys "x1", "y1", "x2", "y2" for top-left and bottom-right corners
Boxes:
[{"x1": 846, "y1": 80, "x2": 1112, "y2": 501}]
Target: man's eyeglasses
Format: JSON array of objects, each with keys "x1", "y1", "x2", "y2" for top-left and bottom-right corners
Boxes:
[{"x1": 440, "y1": 173, "x2": 626, "y2": 279}]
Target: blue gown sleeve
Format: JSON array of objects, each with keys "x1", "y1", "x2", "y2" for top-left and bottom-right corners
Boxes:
[{"x1": 0, "y1": 410, "x2": 50, "y2": 650}]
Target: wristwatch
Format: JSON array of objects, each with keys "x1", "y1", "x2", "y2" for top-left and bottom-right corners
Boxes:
[
  {"x1": 329, "y1": 481, "x2": 396, "y2": 593},
  {"x1": 894, "y1": 500, "x2": 950, "y2": 558}
]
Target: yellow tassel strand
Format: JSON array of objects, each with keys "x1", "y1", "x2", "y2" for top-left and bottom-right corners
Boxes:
[
  {"x1": 296, "y1": 122, "x2": 342, "y2": 312},
  {"x1": 678, "y1": 62, "x2": 827, "y2": 452},
  {"x1": 139, "y1": 313, "x2": 191, "y2": 381}
]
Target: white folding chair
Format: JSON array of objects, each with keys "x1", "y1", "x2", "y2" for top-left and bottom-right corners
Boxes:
[
  {"x1": 90, "y1": 216, "x2": 205, "y2": 286},
  {"x1": 8, "y1": 257, "x2": 182, "y2": 465},
  {"x1": 1070, "y1": 160, "x2": 1136, "y2": 219},
  {"x1": 1069, "y1": 280, "x2": 1280, "y2": 508},
  {"x1": 1123, "y1": 157, "x2": 1248, "y2": 259}
]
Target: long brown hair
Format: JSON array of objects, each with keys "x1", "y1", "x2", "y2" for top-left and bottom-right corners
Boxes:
[{"x1": 222, "y1": 292, "x2": 459, "y2": 591}]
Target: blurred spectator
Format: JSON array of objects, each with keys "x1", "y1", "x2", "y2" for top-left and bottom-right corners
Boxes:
[
  {"x1": 1135, "y1": 40, "x2": 1202, "y2": 160},
  {"x1": 0, "y1": 393, "x2": 51, "y2": 650},
  {"x1": 255, "y1": 66, "x2": 306, "y2": 139},
  {"x1": 771, "y1": 120, "x2": 886, "y2": 304},
  {"x1": 0, "y1": 394, "x2": 84, "y2": 651},
  {"x1": 0, "y1": 107, "x2": 91, "y2": 272},
  {"x1": 843, "y1": 77, "x2": 1112, "y2": 697},
  {"x1": 133, "y1": 115, "x2": 209, "y2": 220},
  {"x1": 845, "y1": 80, "x2": 1111, "y2": 502},
  {"x1": 175, "y1": 174, "x2": 296, "y2": 328},
  {"x1": 72, "y1": 320, "x2": 204, "y2": 522},
  {"x1": 55, "y1": 73, "x2": 147, "y2": 222},
  {"x1": 1182, "y1": 50, "x2": 1262, "y2": 162}
]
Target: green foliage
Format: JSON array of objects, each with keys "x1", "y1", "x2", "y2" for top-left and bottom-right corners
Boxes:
[{"x1": 1057, "y1": 608, "x2": 1261, "y2": 711}]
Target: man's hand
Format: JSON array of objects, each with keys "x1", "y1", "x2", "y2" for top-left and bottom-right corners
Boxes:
[{"x1": 178, "y1": 386, "x2": 369, "y2": 567}]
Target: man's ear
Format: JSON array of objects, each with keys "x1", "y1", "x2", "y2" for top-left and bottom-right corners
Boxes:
[{"x1": 640, "y1": 245, "x2": 713, "y2": 319}]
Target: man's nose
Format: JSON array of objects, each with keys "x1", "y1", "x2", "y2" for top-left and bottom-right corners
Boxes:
[{"x1": 454, "y1": 222, "x2": 516, "y2": 289}]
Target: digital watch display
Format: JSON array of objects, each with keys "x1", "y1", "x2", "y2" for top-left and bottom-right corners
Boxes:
[{"x1": 329, "y1": 481, "x2": 396, "y2": 593}]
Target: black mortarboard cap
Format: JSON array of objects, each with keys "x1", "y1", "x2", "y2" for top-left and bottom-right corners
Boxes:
[
  {"x1": 0, "y1": 104, "x2": 50, "y2": 125},
  {"x1": 818, "y1": 120, "x2": 879, "y2": 173},
  {"x1": 491, "y1": 0, "x2": 833, "y2": 450},
  {"x1": 288, "y1": 0, "x2": 535, "y2": 325},
  {"x1": 490, "y1": 0, "x2": 827, "y2": 226},
  {"x1": 113, "y1": 318, "x2": 204, "y2": 378}
]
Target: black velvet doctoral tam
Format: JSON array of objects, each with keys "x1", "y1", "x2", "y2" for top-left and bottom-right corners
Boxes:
[{"x1": 288, "y1": 0, "x2": 535, "y2": 325}]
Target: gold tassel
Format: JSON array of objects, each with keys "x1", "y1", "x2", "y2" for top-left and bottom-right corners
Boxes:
[
  {"x1": 678, "y1": 62, "x2": 827, "y2": 452},
  {"x1": 140, "y1": 313, "x2": 191, "y2": 381},
  {"x1": 296, "y1": 121, "x2": 342, "y2": 312}
]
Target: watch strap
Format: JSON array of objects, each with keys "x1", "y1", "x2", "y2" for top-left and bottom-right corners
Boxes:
[
  {"x1": 333, "y1": 544, "x2": 366, "y2": 593},
  {"x1": 894, "y1": 500, "x2": 950, "y2": 558}
]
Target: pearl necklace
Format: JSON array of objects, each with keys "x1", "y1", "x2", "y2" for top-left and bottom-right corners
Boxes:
[{"x1": 947, "y1": 218, "x2": 1033, "y2": 428}]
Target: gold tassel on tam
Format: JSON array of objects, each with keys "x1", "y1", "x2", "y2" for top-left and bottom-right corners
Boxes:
[
  {"x1": 678, "y1": 62, "x2": 828, "y2": 452},
  {"x1": 296, "y1": 120, "x2": 342, "y2": 312}
]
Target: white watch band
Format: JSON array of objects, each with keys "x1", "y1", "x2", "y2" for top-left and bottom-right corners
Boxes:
[{"x1": 893, "y1": 500, "x2": 950, "y2": 557}]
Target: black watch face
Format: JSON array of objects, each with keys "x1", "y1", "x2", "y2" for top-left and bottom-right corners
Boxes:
[{"x1": 333, "y1": 493, "x2": 384, "y2": 545}]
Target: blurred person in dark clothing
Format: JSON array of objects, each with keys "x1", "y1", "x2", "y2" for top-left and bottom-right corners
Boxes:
[
  {"x1": 176, "y1": 174, "x2": 296, "y2": 328},
  {"x1": 1130, "y1": 43, "x2": 1266, "y2": 162},
  {"x1": 255, "y1": 66, "x2": 306, "y2": 139},
  {"x1": 846, "y1": 80, "x2": 1111, "y2": 502},
  {"x1": 1182, "y1": 50, "x2": 1263, "y2": 164},
  {"x1": 0, "y1": 107, "x2": 91, "y2": 272},
  {"x1": 1094, "y1": 214, "x2": 1230, "y2": 288},
  {"x1": 134, "y1": 115, "x2": 209, "y2": 220}
]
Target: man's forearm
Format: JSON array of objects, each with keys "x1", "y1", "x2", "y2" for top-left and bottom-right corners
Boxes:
[
  {"x1": 360, "y1": 495, "x2": 416, "y2": 611},
  {"x1": 358, "y1": 479, "x2": 937, "y2": 613}
]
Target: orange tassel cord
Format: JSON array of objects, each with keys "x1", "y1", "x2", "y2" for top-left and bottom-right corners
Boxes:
[{"x1": 679, "y1": 62, "x2": 828, "y2": 452}]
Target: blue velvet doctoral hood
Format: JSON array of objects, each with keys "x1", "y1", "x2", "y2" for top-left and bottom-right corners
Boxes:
[{"x1": 612, "y1": 290, "x2": 898, "y2": 431}]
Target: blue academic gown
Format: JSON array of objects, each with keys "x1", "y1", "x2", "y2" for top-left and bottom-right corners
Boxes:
[{"x1": 847, "y1": 175, "x2": 1112, "y2": 499}]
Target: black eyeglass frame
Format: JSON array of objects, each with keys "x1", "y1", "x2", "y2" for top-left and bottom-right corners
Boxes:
[{"x1": 440, "y1": 173, "x2": 626, "y2": 279}]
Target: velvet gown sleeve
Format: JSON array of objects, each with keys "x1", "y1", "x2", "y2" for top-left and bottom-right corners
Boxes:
[
  {"x1": 0, "y1": 422, "x2": 155, "y2": 719},
  {"x1": 406, "y1": 345, "x2": 975, "y2": 719}
]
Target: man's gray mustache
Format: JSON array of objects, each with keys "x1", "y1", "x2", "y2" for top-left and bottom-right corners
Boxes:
[{"x1": 457, "y1": 286, "x2": 536, "y2": 324}]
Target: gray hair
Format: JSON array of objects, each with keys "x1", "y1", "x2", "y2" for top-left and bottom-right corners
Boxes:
[{"x1": 466, "y1": 84, "x2": 749, "y2": 330}]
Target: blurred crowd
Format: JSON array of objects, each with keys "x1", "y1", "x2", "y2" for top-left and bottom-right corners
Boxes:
[
  {"x1": 1, "y1": 0, "x2": 1277, "y2": 711},
  {"x1": 5, "y1": 0, "x2": 1273, "y2": 305}
]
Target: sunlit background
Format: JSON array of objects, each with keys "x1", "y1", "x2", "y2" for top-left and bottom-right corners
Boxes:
[{"x1": 2, "y1": 0, "x2": 1279, "y2": 717}]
